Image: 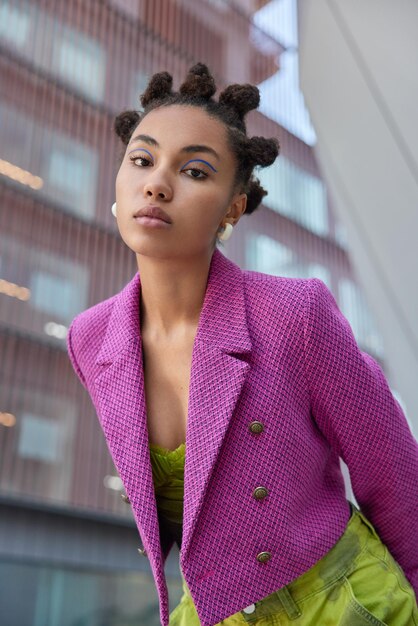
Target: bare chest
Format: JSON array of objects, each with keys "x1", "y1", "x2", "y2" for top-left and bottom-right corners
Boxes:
[{"x1": 142, "y1": 336, "x2": 195, "y2": 450}]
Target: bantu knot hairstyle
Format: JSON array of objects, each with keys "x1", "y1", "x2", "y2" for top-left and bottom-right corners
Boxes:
[{"x1": 114, "y1": 62, "x2": 280, "y2": 216}]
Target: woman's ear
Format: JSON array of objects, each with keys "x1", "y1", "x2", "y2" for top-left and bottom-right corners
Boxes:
[{"x1": 229, "y1": 192, "x2": 247, "y2": 223}]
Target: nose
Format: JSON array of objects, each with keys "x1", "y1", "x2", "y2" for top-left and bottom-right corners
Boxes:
[{"x1": 143, "y1": 179, "x2": 172, "y2": 201}]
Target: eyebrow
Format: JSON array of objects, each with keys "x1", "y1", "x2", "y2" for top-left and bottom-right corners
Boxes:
[{"x1": 129, "y1": 133, "x2": 221, "y2": 162}]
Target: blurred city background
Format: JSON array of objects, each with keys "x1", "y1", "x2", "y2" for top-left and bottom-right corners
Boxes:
[{"x1": 0, "y1": 0, "x2": 416, "y2": 624}]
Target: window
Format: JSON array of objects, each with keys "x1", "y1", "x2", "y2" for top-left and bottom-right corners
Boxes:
[
  {"x1": 256, "y1": 156, "x2": 329, "y2": 236},
  {"x1": 338, "y1": 278, "x2": 385, "y2": 357},
  {"x1": 44, "y1": 135, "x2": 98, "y2": 217},
  {"x1": 46, "y1": 142, "x2": 98, "y2": 217},
  {"x1": 18, "y1": 413, "x2": 61, "y2": 463},
  {"x1": 48, "y1": 150, "x2": 87, "y2": 196},
  {"x1": 0, "y1": 234, "x2": 89, "y2": 328},
  {"x1": 52, "y1": 27, "x2": 106, "y2": 101},
  {"x1": 306, "y1": 263, "x2": 331, "y2": 289},
  {"x1": 0, "y1": 1, "x2": 30, "y2": 47},
  {"x1": 30, "y1": 272, "x2": 83, "y2": 321},
  {"x1": 0, "y1": 1, "x2": 106, "y2": 103},
  {"x1": 335, "y1": 219, "x2": 349, "y2": 249},
  {"x1": 246, "y1": 233, "x2": 330, "y2": 286},
  {"x1": 29, "y1": 252, "x2": 89, "y2": 324},
  {"x1": 0, "y1": 561, "x2": 172, "y2": 626},
  {"x1": 247, "y1": 234, "x2": 293, "y2": 276},
  {"x1": 2, "y1": 385, "x2": 77, "y2": 501},
  {"x1": 254, "y1": 0, "x2": 317, "y2": 146},
  {"x1": 0, "y1": 102, "x2": 99, "y2": 218}
]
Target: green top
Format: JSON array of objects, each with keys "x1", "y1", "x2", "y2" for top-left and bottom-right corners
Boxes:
[{"x1": 149, "y1": 441, "x2": 185, "y2": 526}]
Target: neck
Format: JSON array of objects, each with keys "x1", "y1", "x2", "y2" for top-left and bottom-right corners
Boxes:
[{"x1": 136, "y1": 250, "x2": 214, "y2": 341}]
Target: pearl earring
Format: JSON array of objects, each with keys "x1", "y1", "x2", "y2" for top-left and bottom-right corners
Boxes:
[
  {"x1": 218, "y1": 222, "x2": 233, "y2": 241},
  {"x1": 111, "y1": 202, "x2": 117, "y2": 217}
]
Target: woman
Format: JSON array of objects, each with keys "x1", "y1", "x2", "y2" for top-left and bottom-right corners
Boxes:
[{"x1": 67, "y1": 63, "x2": 418, "y2": 626}]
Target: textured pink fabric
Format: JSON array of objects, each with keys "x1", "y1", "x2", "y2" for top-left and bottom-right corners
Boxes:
[{"x1": 67, "y1": 247, "x2": 418, "y2": 626}]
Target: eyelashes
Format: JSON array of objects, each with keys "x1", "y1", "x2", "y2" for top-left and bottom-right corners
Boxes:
[{"x1": 128, "y1": 155, "x2": 210, "y2": 180}]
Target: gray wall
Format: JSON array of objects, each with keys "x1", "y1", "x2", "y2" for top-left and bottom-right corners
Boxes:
[{"x1": 298, "y1": 0, "x2": 418, "y2": 430}]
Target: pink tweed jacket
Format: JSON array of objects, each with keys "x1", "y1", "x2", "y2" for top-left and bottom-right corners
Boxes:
[{"x1": 66, "y1": 247, "x2": 418, "y2": 626}]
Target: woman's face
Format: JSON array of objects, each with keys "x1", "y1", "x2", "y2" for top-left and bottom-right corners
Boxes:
[{"x1": 115, "y1": 104, "x2": 247, "y2": 260}]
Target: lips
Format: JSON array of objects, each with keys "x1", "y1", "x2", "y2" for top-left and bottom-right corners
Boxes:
[{"x1": 133, "y1": 205, "x2": 172, "y2": 224}]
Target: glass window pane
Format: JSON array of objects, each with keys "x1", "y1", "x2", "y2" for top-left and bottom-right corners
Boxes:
[
  {"x1": 0, "y1": 233, "x2": 89, "y2": 331},
  {"x1": 257, "y1": 156, "x2": 329, "y2": 236},
  {"x1": 53, "y1": 27, "x2": 106, "y2": 101},
  {"x1": 0, "y1": 561, "x2": 176, "y2": 626},
  {"x1": 2, "y1": 385, "x2": 77, "y2": 502},
  {"x1": 42, "y1": 136, "x2": 99, "y2": 217},
  {"x1": 338, "y1": 278, "x2": 385, "y2": 357},
  {"x1": 0, "y1": 1, "x2": 106, "y2": 103},
  {"x1": 246, "y1": 233, "x2": 331, "y2": 284},
  {"x1": 0, "y1": 1, "x2": 30, "y2": 47},
  {"x1": 0, "y1": 102, "x2": 99, "y2": 218},
  {"x1": 18, "y1": 413, "x2": 61, "y2": 463}
]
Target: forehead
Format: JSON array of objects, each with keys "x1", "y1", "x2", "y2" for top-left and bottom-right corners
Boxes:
[{"x1": 130, "y1": 105, "x2": 228, "y2": 150}]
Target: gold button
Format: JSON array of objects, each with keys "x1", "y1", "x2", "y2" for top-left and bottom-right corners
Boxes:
[
  {"x1": 121, "y1": 493, "x2": 131, "y2": 504},
  {"x1": 249, "y1": 421, "x2": 264, "y2": 434},
  {"x1": 253, "y1": 486, "x2": 268, "y2": 500},
  {"x1": 137, "y1": 546, "x2": 147, "y2": 557},
  {"x1": 256, "y1": 551, "x2": 271, "y2": 563}
]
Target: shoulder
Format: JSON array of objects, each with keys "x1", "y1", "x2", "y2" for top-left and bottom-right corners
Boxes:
[
  {"x1": 242, "y1": 267, "x2": 317, "y2": 315},
  {"x1": 67, "y1": 292, "x2": 117, "y2": 351},
  {"x1": 66, "y1": 291, "x2": 119, "y2": 388},
  {"x1": 240, "y1": 271, "x2": 338, "y2": 346},
  {"x1": 243, "y1": 269, "x2": 334, "y2": 308}
]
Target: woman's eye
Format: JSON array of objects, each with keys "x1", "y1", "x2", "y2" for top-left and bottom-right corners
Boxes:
[
  {"x1": 129, "y1": 155, "x2": 150, "y2": 166},
  {"x1": 184, "y1": 168, "x2": 208, "y2": 180}
]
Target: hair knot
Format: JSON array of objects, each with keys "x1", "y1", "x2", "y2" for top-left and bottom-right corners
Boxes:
[
  {"x1": 218, "y1": 84, "x2": 260, "y2": 119},
  {"x1": 179, "y1": 62, "x2": 216, "y2": 100},
  {"x1": 244, "y1": 177, "x2": 269, "y2": 215},
  {"x1": 114, "y1": 110, "x2": 140, "y2": 145},
  {"x1": 140, "y1": 71, "x2": 173, "y2": 108},
  {"x1": 247, "y1": 135, "x2": 280, "y2": 167}
]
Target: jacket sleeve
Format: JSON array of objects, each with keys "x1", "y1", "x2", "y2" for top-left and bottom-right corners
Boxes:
[
  {"x1": 303, "y1": 277, "x2": 418, "y2": 598},
  {"x1": 66, "y1": 319, "x2": 88, "y2": 390}
]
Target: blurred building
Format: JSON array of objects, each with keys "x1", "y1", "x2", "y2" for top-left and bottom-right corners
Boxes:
[{"x1": 0, "y1": 0, "x2": 406, "y2": 624}]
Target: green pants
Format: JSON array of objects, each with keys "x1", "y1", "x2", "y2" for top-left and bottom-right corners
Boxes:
[{"x1": 169, "y1": 502, "x2": 418, "y2": 625}]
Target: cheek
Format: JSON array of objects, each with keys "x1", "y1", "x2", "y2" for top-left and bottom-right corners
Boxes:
[
  {"x1": 116, "y1": 168, "x2": 126, "y2": 188},
  {"x1": 116, "y1": 164, "x2": 134, "y2": 193},
  {"x1": 189, "y1": 199, "x2": 224, "y2": 235},
  {"x1": 115, "y1": 171, "x2": 124, "y2": 198}
]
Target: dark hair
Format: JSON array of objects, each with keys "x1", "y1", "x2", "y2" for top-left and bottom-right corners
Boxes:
[{"x1": 113, "y1": 62, "x2": 280, "y2": 216}]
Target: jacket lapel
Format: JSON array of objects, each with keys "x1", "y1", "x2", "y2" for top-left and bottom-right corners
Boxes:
[{"x1": 93, "y1": 248, "x2": 252, "y2": 564}]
